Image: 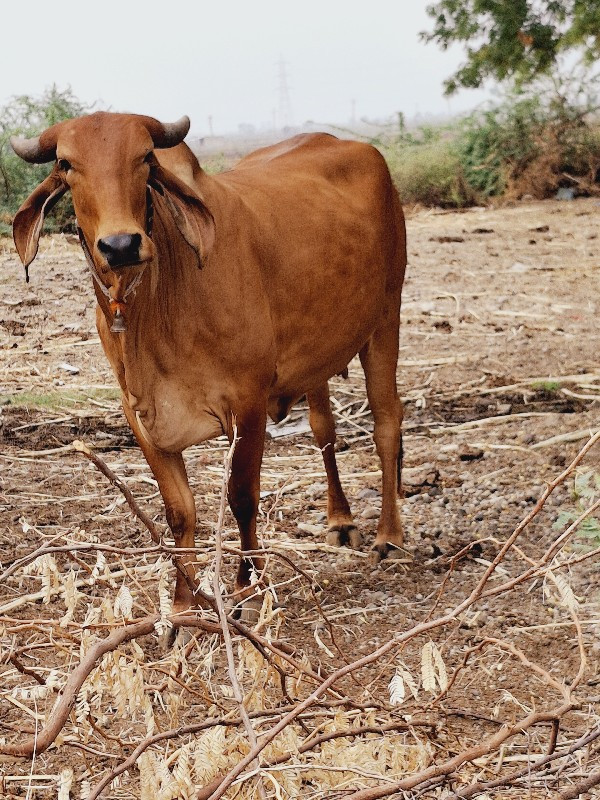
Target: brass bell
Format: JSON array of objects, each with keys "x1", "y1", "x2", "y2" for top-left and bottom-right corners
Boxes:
[{"x1": 110, "y1": 310, "x2": 127, "y2": 333}]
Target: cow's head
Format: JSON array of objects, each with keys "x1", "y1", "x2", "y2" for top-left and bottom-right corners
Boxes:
[{"x1": 11, "y1": 112, "x2": 214, "y2": 287}]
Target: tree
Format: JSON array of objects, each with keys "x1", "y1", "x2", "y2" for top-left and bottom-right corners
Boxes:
[
  {"x1": 422, "y1": 1, "x2": 600, "y2": 93},
  {"x1": 0, "y1": 85, "x2": 90, "y2": 231}
]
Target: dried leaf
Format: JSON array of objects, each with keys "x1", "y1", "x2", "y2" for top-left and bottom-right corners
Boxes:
[
  {"x1": 389, "y1": 671, "x2": 405, "y2": 705},
  {"x1": 114, "y1": 584, "x2": 134, "y2": 619},
  {"x1": 421, "y1": 641, "x2": 447, "y2": 694},
  {"x1": 57, "y1": 768, "x2": 73, "y2": 800}
]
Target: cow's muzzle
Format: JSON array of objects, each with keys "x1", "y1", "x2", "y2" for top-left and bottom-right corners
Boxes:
[{"x1": 97, "y1": 233, "x2": 143, "y2": 268}]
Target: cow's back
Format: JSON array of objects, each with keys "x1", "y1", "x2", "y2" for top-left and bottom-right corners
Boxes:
[{"x1": 199, "y1": 133, "x2": 405, "y2": 409}]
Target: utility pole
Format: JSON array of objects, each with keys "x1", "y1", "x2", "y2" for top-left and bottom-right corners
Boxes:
[{"x1": 276, "y1": 56, "x2": 293, "y2": 130}]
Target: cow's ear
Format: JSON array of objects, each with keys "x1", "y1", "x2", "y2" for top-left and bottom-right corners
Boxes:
[
  {"x1": 13, "y1": 170, "x2": 67, "y2": 279},
  {"x1": 150, "y1": 164, "x2": 215, "y2": 267}
]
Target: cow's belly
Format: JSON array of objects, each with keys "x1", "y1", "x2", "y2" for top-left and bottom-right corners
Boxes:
[
  {"x1": 268, "y1": 318, "x2": 378, "y2": 415},
  {"x1": 130, "y1": 388, "x2": 224, "y2": 452}
]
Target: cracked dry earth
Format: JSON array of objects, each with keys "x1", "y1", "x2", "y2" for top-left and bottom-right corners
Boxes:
[{"x1": 1, "y1": 197, "x2": 600, "y2": 798}]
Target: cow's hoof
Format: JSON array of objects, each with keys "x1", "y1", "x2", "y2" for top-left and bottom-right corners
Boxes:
[
  {"x1": 159, "y1": 625, "x2": 192, "y2": 651},
  {"x1": 226, "y1": 591, "x2": 263, "y2": 626},
  {"x1": 228, "y1": 594, "x2": 262, "y2": 626},
  {"x1": 326, "y1": 524, "x2": 362, "y2": 549},
  {"x1": 370, "y1": 541, "x2": 405, "y2": 564},
  {"x1": 239, "y1": 595, "x2": 262, "y2": 625}
]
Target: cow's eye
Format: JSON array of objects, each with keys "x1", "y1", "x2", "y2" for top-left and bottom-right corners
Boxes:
[{"x1": 57, "y1": 159, "x2": 72, "y2": 173}]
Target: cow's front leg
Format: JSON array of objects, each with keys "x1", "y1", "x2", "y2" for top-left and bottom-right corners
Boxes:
[
  {"x1": 227, "y1": 403, "x2": 267, "y2": 609},
  {"x1": 122, "y1": 401, "x2": 197, "y2": 613}
]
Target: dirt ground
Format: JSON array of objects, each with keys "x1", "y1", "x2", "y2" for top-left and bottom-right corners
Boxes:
[{"x1": 1, "y1": 197, "x2": 600, "y2": 798}]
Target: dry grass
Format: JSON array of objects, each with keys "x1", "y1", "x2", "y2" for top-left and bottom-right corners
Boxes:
[{"x1": 2, "y1": 202, "x2": 600, "y2": 798}]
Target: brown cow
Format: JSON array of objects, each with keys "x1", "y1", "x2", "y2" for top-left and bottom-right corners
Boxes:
[{"x1": 11, "y1": 112, "x2": 406, "y2": 614}]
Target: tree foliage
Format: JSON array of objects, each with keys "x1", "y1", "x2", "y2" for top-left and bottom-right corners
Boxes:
[
  {"x1": 423, "y1": 1, "x2": 600, "y2": 93},
  {"x1": 0, "y1": 85, "x2": 90, "y2": 232}
]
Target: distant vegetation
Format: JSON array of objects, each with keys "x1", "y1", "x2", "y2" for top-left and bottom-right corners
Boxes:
[
  {"x1": 2, "y1": 81, "x2": 600, "y2": 236},
  {"x1": 0, "y1": 85, "x2": 89, "y2": 234},
  {"x1": 408, "y1": 0, "x2": 600, "y2": 206},
  {"x1": 378, "y1": 80, "x2": 600, "y2": 207}
]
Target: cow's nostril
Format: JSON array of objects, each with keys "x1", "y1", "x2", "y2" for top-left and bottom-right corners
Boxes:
[{"x1": 97, "y1": 233, "x2": 142, "y2": 267}]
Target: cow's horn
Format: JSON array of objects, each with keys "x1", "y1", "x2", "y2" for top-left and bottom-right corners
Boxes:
[
  {"x1": 153, "y1": 116, "x2": 190, "y2": 148},
  {"x1": 10, "y1": 134, "x2": 56, "y2": 164}
]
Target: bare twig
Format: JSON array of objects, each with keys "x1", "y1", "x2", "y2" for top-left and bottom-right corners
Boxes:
[{"x1": 72, "y1": 440, "x2": 163, "y2": 543}]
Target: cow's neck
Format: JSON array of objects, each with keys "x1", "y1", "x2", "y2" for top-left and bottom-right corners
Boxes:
[
  {"x1": 98, "y1": 175, "x2": 275, "y2": 431},
  {"x1": 110, "y1": 188, "x2": 236, "y2": 394}
]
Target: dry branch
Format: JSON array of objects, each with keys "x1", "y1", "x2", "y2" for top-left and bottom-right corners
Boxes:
[
  {"x1": 341, "y1": 701, "x2": 575, "y2": 800},
  {"x1": 72, "y1": 440, "x2": 162, "y2": 542},
  {"x1": 449, "y1": 724, "x2": 600, "y2": 799},
  {"x1": 3, "y1": 413, "x2": 599, "y2": 799}
]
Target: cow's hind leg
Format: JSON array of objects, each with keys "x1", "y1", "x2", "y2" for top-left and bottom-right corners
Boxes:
[
  {"x1": 227, "y1": 403, "x2": 267, "y2": 618},
  {"x1": 122, "y1": 402, "x2": 197, "y2": 613},
  {"x1": 307, "y1": 383, "x2": 361, "y2": 549},
  {"x1": 359, "y1": 322, "x2": 404, "y2": 562}
]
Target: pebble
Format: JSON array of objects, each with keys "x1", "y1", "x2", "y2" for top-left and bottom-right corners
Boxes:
[
  {"x1": 297, "y1": 522, "x2": 322, "y2": 536},
  {"x1": 361, "y1": 506, "x2": 380, "y2": 520},
  {"x1": 358, "y1": 488, "x2": 380, "y2": 499}
]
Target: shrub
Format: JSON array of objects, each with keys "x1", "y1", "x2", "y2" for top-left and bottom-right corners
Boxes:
[
  {"x1": 0, "y1": 85, "x2": 90, "y2": 235},
  {"x1": 456, "y1": 86, "x2": 600, "y2": 200},
  {"x1": 382, "y1": 133, "x2": 476, "y2": 208}
]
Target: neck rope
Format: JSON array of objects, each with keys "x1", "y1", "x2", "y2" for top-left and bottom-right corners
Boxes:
[{"x1": 77, "y1": 187, "x2": 154, "y2": 333}]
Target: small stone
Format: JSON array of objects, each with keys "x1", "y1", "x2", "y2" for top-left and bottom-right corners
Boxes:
[
  {"x1": 297, "y1": 522, "x2": 322, "y2": 536},
  {"x1": 358, "y1": 488, "x2": 380, "y2": 499},
  {"x1": 361, "y1": 506, "x2": 380, "y2": 520},
  {"x1": 306, "y1": 482, "x2": 327, "y2": 499},
  {"x1": 458, "y1": 445, "x2": 484, "y2": 461},
  {"x1": 403, "y1": 463, "x2": 440, "y2": 489},
  {"x1": 57, "y1": 361, "x2": 80, "y2": 374}
]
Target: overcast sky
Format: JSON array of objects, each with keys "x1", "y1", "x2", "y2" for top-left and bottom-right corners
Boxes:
[{"x1": 2, "y1": 1, "x2": 491, "y2": 135}]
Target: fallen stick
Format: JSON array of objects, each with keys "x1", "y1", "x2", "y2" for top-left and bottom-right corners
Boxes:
[
  {"x1": 86, "y1": 709, "x2": 433, "y2": 800},
  {"x1": 429, "y1": 411, "x2": 551, "y2": 436},
  {"x1": 560, "y1": 768, "x2": 600, "y2": 799},
  {"x1": 0, "y1": 564, "x2": 158, "y2": 615},
  {"x1": 72, "y1": 440, "x2": 162, "y2": 542},
  {"x1": 0, "y1": 612, "x2": 224, "y2": 758},
  {"x1": 340, "y1": 701, "x2": 575, "y2": 800},
  {"x1": 448, "y1": 723, "x2": 600, "y2": 799},
  {"x1": 0, "y1": 615, "x2": 159, "y2": 757},
  {"x1": 198, "y1": 430, "x2": 600, "y2": 800},
  {"x1": 531, "y1": 427, "x2": 598, "y2": 449}
]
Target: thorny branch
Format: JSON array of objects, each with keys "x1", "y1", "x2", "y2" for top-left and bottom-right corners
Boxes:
[{"x1": 1, "y1": 430, "x2": 599, "y2": 799}]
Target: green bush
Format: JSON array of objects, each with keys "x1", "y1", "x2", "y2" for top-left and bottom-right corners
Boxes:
[
  {"x1": 378, "y1": 78, "x2": 600, "y2": 207},
  {"x1": 457, "y1": 98, "x2": 544, "y2": 196},
  {"x1": 382, "y1": 136, "x2": 475, "y2": 207},
  {"x1": 0, "y1": 85, "x2": 90, "y2": 235},
  {"x1": 455, "y1": 89, "x2": 600, "y2": 200}
]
